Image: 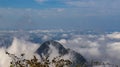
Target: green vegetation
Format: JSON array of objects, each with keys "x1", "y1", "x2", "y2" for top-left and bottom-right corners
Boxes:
[
  {"x1": 6, "y1": 52, "x2": 72, "y2": 67},
  {"x1": 6, "y1": 52, "x2": 119, "y2": 67}
]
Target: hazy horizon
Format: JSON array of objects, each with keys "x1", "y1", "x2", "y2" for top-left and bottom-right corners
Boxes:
[{"x1": 0, "y1": 0, "x2": 120, "y2": 32}]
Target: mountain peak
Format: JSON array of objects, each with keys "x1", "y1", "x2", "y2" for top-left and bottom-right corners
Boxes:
[
  {"x1": 36, "y1": 40, "x2": 68, "y2": 56},
  {"x1": 36, "y1": 40, "x2": 87, "y2": 66}
]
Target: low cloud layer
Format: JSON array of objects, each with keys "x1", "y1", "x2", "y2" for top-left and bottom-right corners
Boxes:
[
  {"x1": 57, "y1": 32, "x2": 120, "y2": 65},
  {"x1": 0, "y1": 30, "x2": 120, "y2": 67}
]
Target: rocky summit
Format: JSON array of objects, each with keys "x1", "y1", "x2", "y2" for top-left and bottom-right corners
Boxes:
[{"x1": 36, "y1": 40, "x2": 87, "y2": 66}]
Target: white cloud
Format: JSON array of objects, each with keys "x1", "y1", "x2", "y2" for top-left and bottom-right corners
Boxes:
[
  {"x1": 35, "y1": 0, "x2": 46, "y2": 3},
  {"x1": 107, "y1": 32, "x2": 120, "y2": 39},
  {"x1": 57, "y1": 32, "x2": 120, "y2": 65},
  {"x1": 0, "y1": 48, "x2": 10, "y2": 67},
  {"x1": 42, "y1": 35, "x2": 52, "y2": 41},
  {"x1": 107, "y1": 42, "x2": 120, "y2": 59},
  {"x1": 65, "y1": 0, "x2": 120, "y2": 9},
  {"x1": 58, "y1": 39, "x2": 67, "y2": 44},
  {"x1": 57, "y1": 8, "x2": 64, "y2": 12},
  {"x1": 66, "y1": 1, "x2": 95, "y2": 7},
  {"x1": 0, "y1": 37, "x2": 40, "y2": 67}
]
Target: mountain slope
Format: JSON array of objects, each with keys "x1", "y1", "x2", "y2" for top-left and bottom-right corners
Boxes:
[{"x1": 36, "y1": 40, "x2": 87, "y2": 66}]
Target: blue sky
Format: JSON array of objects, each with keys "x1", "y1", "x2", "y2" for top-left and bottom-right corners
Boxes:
[{"x1": 0, "y1": 0, "x2": 120, "y2": 31}]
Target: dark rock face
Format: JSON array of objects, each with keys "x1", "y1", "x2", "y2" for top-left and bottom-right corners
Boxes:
[
  {"x1": 36, "y1": 40, "x2": 87, "y2": 66},
  {"x1": 36, "y1": 40, "x2": 69, "y2": 56}
]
